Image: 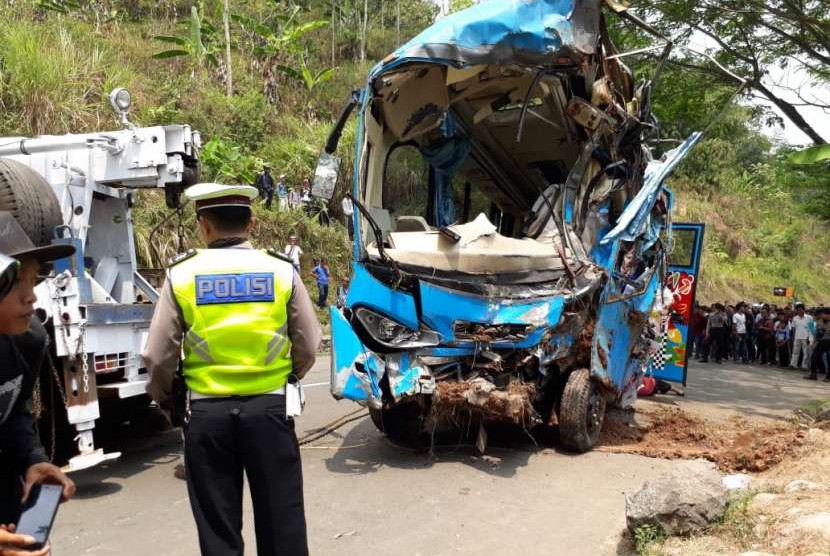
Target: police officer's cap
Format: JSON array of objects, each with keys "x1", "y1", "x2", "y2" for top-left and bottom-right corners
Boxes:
[{"x1": 185, "y1": 183, "x2": 259, "y2": 211}]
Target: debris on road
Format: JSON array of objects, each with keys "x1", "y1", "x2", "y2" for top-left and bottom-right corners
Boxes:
[
  {"x1": 333, "y1": 530, "x2": 358, "y2": 540},
  {"x1": 432, "y1": 380, "x2": 539, "y2": 427},
  {"x1": 599, "y1": 406, "x2": 805, "y2": 472},
  {"x1": 625, "y1": 459, "x2": 728, "y2": 536}
]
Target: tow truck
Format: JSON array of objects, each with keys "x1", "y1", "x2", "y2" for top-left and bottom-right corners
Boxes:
[{"x1": 0, "y1": 89, "x2": 200, "y2": 470}]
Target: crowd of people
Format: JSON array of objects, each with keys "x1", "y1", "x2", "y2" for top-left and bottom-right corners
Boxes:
[
  {"x1": 253, "y1": 166, "x2": 331, "y2": 223},
  {"x1": 688, "y1": 302, "x2": 830, "y2": 380}
]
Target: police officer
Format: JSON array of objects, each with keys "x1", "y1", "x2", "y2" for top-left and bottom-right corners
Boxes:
[{"x1": 143, "y1": 184, "x2": 321, "y2": 556}]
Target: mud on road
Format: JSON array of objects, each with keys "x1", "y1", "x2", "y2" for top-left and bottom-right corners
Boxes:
[{"x1": 598, "y1": 405, "x2": 807, "y2": 472}]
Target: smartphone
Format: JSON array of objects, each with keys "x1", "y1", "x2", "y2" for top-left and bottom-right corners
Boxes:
[{"x1": 16, "y1": 483, "x2": 62, "y2": 550}]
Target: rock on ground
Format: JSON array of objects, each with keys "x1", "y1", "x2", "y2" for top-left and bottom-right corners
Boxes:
[
  {"x1": 784, "y1": 479, "x2": 825, "y2": 493},
  {"x1": 625, "y1": 459, "x2": 728, "y2": 536},
  {"x1": 794, "y1": 512, "x2": 830, "y2": 541}
]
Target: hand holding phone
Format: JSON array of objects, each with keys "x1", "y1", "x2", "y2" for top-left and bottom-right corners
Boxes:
[
  {"x1": 0, "y1": 524, "x2": 49, "y2": 556},
  {"x1": 14, "y1": 484, "x2": 62, "y2": 552}
]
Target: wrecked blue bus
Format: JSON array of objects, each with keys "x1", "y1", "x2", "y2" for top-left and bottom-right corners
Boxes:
[{"x1": 312, "y1": 0, "x2": 704, "y2": 452}]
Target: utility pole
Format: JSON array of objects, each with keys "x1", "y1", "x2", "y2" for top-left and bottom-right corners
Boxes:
[
  {"x1": 223, "y1": 0, "x2": 233, "y2": 97},
  {"x1": 396, "y1": 0, "x2": 401, "y2": 46}
]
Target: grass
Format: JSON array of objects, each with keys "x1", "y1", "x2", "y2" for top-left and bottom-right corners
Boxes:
[
  {"x1": 716, "y1": 490, "x2": 757, "y2": 549},
  {"x1": 634, "y1": 524, "x2": 666, "y2": 556},
  {"x1": 674, "y1": 185, "x2": 830, "y2": 306}
]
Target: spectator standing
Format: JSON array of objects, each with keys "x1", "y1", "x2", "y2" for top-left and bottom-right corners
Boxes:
[
  {"x1": 276, "y1": 175, "x2": 289, "y2": 211},
  {"x1": 288, "y1": 186, "x2": 301, "y2": 210},
  {"x1": 806, "y1": 309, "x2": 829, "y2": 381},
  {"x1": 300, "y1": 180, "x2": 312, "y2": 216},
  {"x1": 745, "y1": 305, "x2": 756, "y2": 361},
  {"x1": 335, "y1": 277, "x2": 350, "y2": 308},
  {"x1": 732, "y1": 304, "x2": 748, "y2": 363},
  {"x1": 311, "y1": 259, "x2": 330, "y2": 309},
  {"x1": 283, "y1": 234, "x2": 303, "y2": 272},
  {"x1": 755, "y1": 309, "x2": 776, "y2": 365},
  {"x1": 724, "y1": 304, "x2": 735, "y2": 360},
  {"x1": 341, "y1": 195, "x2": 354, "y2": 240},
  {"x1": 702, "y1": 304, "x2": 729, "y2": 364},
  {"x1": 775, "y1": 316, "x2": 791, "y2": 368},
  {"x1": 789, "y1": 304, "x2": 814, "y2": 369},
  {"x1": 254, "y1": 165, "x2": 274, "y2": 210}
]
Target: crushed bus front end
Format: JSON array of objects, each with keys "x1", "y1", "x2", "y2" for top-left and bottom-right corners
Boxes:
[{"x1": 322, "y1": 0, "x2": 701, "y2": 451}]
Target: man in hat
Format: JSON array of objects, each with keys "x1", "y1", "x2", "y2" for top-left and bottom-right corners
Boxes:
[
  {"x1": 0, "y1": 212, "x2": 76, "y2": 554},
  {"x1": 143, "y1": 184, "x2": 321, "y2": 556}
]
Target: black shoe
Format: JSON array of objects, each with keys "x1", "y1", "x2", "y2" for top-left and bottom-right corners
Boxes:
[
  {"x1": 804, "y1": 374, "x2": 818, "y2": 381},
  {"x1": 700, "y1": 358, "x2": 709, "y2": 363},
  {"x1": 824, "y1": 376, "x2": 830, "y2": 382}
]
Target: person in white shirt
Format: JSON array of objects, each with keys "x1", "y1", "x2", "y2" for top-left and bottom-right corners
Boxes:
[
  {"x1": 341, "y1": 195, "x2": 354, "y2": 239},
  {"x1": 790, "y1": 304, "x2": 814, "y2": 369},
  {"x1": 732, "y1": 303, "x2": 748, "y2": 363},
  {"x1": 283, "y1": 234, "x2": 303, "y2": 272}
]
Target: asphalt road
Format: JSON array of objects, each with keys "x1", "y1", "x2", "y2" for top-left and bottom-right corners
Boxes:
[{"x1": 49, "y1": 357, "x2": 829, "y2": 556}]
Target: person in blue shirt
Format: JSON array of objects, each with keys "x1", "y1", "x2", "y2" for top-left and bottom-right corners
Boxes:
[
  {"x1": 774, "y1": 317, "x2": 791, "y2": 368},
  {"x1": 311, "y1": 259, "x2": 330, "y2": 309},
  {"x1": 276, "y1": 175, "x2": 289, "y2": 211}
]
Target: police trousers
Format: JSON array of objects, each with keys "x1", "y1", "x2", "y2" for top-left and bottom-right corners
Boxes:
[{"x1": 184, "y1": 395, "x2": 308, "y2": 556}]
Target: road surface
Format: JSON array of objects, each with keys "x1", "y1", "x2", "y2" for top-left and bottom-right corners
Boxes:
[{"x1": 51, "y1": 357, "x2": 829, "y2": 556}]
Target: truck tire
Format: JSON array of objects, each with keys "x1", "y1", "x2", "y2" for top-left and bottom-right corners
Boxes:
[
  {"x1": 369, "y1": 403, "x2": 424, "y2": 445},
  {"x1": 0, "y1": 158, "x2": 62, "y2": 246},
  {"x1": 559, "y1": 368, "x2": 606, "y2": 453}
]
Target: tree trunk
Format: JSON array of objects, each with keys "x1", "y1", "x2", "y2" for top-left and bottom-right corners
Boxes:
[
  {"x1": 223, "y1": 0, "x2": 233, "y2": 97},
  {"x1": 396, "y1": 0, "x2": 401, "y2": 46},
  {"x1": 381, "y1": 0, "x2": 385, "y2": 31},
  {"x1": 331, "y1": 0, "x2": 336, "y2": 67},
  {"x1": 360, "y1": 0, "x2": 368, "y2": 62}
]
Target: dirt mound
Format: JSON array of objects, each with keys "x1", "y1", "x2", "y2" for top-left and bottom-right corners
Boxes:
[{"x1": 598, "y1": 406, "x2": 805, "y2": 472}]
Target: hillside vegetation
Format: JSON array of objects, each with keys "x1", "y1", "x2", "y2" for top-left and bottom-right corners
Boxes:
[{"x1": 0, "y1": 1, "x2": 827, "y2": 305}]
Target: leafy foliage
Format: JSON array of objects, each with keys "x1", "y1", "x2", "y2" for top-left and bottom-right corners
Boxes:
[{"x1": 153, "y1": 7, "x2": 219, "y2": 68}]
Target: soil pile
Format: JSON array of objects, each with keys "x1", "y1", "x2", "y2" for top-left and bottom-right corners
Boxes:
[{"x1": 598, "y1": 406, "x2": 805, "y2": 472}]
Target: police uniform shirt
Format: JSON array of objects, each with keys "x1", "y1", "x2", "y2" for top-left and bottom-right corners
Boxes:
[{"x1": 143, "y1": 241, "x2": 322, "y2": 407}]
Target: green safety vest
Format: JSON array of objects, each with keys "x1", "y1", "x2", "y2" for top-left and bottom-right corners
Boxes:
[{"x1": 169, "y1": 248, "x2": 294, "y2": 396}]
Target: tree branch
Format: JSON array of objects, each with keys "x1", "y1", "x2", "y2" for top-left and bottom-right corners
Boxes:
[
  {"x1": 752, "y1": 80, "x2": 828, "y2": 144},
  {"x1": 690, "y1": 23, "x2": 755, "y2": 65},
  {"x1": 759, "y1": 18, "x2": 830, "y2": 66}
]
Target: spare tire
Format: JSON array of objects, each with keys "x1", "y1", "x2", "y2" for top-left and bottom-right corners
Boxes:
[{"x1": 0, "y1": 158, "x2": 63, "y2": 246}]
